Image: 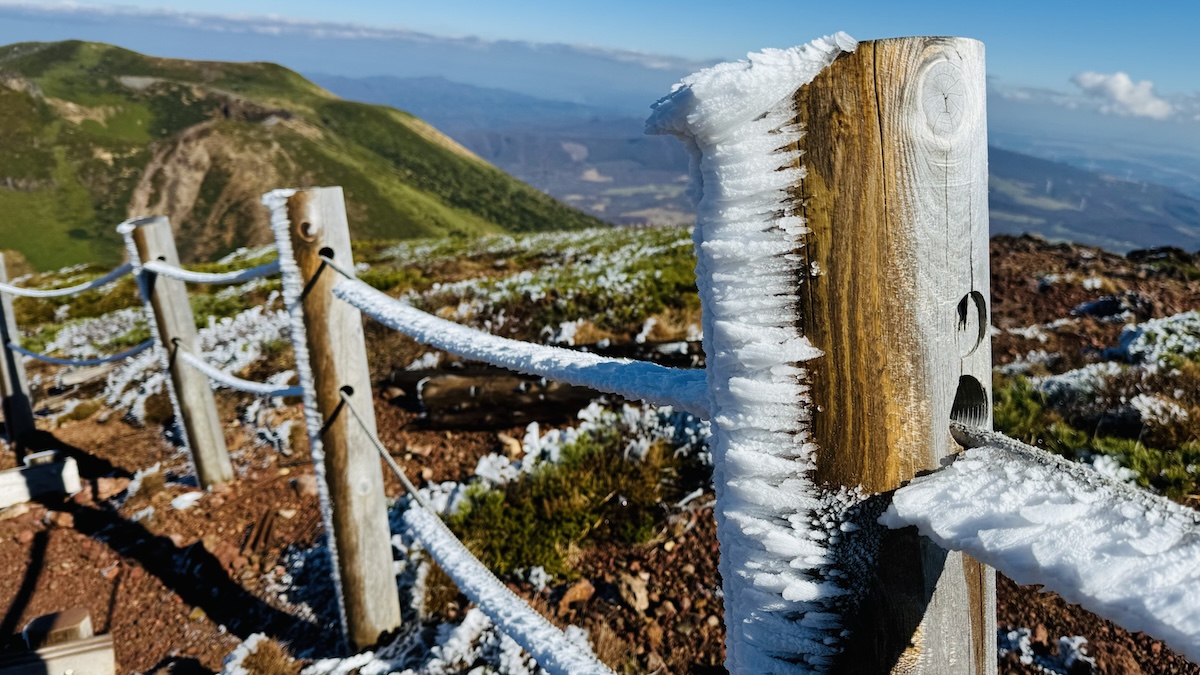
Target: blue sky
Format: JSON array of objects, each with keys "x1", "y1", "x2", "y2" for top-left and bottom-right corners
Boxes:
[{"x1": 16, "y1": 0, "x2": 1196, "y2": 95}]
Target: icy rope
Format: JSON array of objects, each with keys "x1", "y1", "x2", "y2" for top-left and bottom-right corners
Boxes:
[
  {"x1": 7, "y1": 338, "x2": 153, "y2": 366},
  {"x1": 0, "y1": 263, "x2": 132, "y2": 298},
  {"x1": 332, "y1": 276, "x2": 711, "y2": 419},
  {"x1": 142, "y1": 258, "x2": 281, "y2": 285},
  {"x1": 174, "y1": 346, "x2": 302, "y2": 397},
  {"x1": 401, "y1": 506, "x2": 615, "y2": 675},
  {"x1": 262, "y1": 188, "x2": 350, "y2": 649},
  {"x1": 647, "y1": 32, "x2": 857, "y2": 674},
  {"x1": 339, "y1": 388, "x2": 612, "y2": 675},
  {"x1": 882, "y1": 423, "x2": 1200, "y2": 664}
]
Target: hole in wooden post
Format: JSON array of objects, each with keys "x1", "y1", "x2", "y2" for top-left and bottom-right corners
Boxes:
[
  {"x1": 319, "y1": 247, "x2": 335, "y2": 260},
  {"x1": 955, "y1": 291, "x2": 987, "y2": 357},
  {"x1": 950, "y1": 375, "x2": 988, "y2": 429},
  {"x1": 298, "y1": 221, "x2": 319, "y2": 242},
  {"x1": 340, "y1": 385, "x2": 354, "y2": 397}
]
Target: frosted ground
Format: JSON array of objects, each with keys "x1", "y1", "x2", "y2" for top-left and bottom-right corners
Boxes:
[{"x1": 11, "y1": 224, "x2": 1200, "y2": 672}]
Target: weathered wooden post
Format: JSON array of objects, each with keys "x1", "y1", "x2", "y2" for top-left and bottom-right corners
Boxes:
[
  {"x1": 649, "y1": 34, "x2": 992, "y2": 673},
  {"x1": 269, "y1": 187, "x2": 401, "y2": 650},
  {"x1": 0, "y1": 254, "x2": 36, "y2": 450},
  {"x1": 123, "y1": 217, "x2": 232, "y2": 487}
]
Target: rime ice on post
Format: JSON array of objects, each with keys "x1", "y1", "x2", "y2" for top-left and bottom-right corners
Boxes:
[{"x1": 648, "y1": 35, "x2": 993, "y2": 673}]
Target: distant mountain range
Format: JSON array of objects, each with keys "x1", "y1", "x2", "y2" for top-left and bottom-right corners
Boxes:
[
  {"x1": 313, "y1": 74, "x2": 1200, "y2": 253},
  {"x1": 0, "y1": 41, "x2": 603, "y2": 270}
]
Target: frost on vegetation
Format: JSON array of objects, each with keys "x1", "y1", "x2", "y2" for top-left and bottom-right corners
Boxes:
[
  {"x1": 220, "y1": 633, "x2": 268, "y2": 675},
  {"x1": 998, "y1": 350, "x2": 1059, "y2": 376},
  {"x1": 1130, "y1": 393, "x2": 1189, "y2": 426},
  {"x1": 473, "y1": 401, "x2": 710, "y2": 489},
  {"x1": 1033, "y1": 361, "x2": 1123, "y2": 406},
  {"x1": 1118, "y1": 310, "x2": 1200, "y2": 365},
  {"x1": 884, "y1": 440, "x2": 1200, "y2": 663},
  {"x1": 648, "y1": 31, "x2": 859, "y2": 673},
  {"x1": 43, "y1": 307, "x2": 146, "y2": 359},
  {"x1": 406, "y1": 351, "x2": 442, "y2": 371},
  {"x1": 1084, "y1": 453, "x2": 1139, "y2": 485},
  {"x1": 103, "y1": 299, "x2": 291, "y2": 423},
  {"x1": 997, "y1": 628, "x2": 1096, "y2": 674}
]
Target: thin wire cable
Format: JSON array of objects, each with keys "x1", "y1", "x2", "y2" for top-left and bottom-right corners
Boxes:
[
  {"x1": 7, "y1": 339, "x2": 153, "y2": 366},
  {"x1": 173, "y1": 344, "x2": 302, "y2": 398},
  {"x1": 0, "y1": 263, "x2": 133, "y2": 298},
  {"x1": 142, "y1": 259, "x2": 281, "y2": 285},
  {"x1": 337, "y1": 390, "x2": 615, "y2": 675},
  {"x1": 337, "y1": 389, "x2": 428, "y2": 508}
]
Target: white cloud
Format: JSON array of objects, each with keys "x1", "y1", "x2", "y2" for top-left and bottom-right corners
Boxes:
[{"x1": 1070, "y1": 71, "x2": 1174, "y2": 120}]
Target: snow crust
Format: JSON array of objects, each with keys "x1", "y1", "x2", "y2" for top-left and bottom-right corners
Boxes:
[
  {"x1": 883, "y1": 430, "x2": 1200, "y2": 663},
  {"x1": 647, "y1": 32, "x2": 857, "y2": 674},
  {"x1": 400, "y1": 506, "x2": 615, "y2": 675},
  {"x1": 262, "y1": 189, "x2": 351, "y2": 648},
  {"x1": 332, "y1": 277, "x2": 710, "y2": 418},
  {"x1": 142, "y1": 258, "x2": 281, "y2": 285}
]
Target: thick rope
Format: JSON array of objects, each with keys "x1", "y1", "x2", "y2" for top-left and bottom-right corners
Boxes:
[
  {"x1": 0, "y1": 263, "x2": 132, "y2": 298},
  {"x1": 174, "y1": 346, "x2": 301, "y2": 397},
  {"x1": 7, "y1": 339, "x2": 153, "y2": 366},
  {"x1": 142, "y1": 259, "x2": 281, "y2": 285}
]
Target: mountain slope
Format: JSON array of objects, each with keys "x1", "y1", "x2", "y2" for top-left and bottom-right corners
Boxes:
[{"x1": 0, "y1": 41, "x2": 604, "y2": 270}]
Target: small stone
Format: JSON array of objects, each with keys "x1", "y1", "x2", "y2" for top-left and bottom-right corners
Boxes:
[
  {"x1": 420, "y1": 468, "x2": 434, "y2": 481},
  {"x1": 618, "y1": 573, "x2": 650, "y2": 614},
  {"x1": 384, "y1": 386, "x2": 405, "y2": 401},
  {"x1": 188, "y1": 607, "x2": 206, "y2": 622},
  {"x1": 497, "y1": 433, "x2": 523, "y2": 459},
  {"x1": 209, "y1": 496, "x2": 225, "y2": 508},
  {"x1": 168, "y1": 533, "x2": 185, "y2": 547},
  {"x1": 654, "y1": 601, "x2": 677, "y2": 617},
  {"x1": 95, "y1": 477, "x2": 131, "y2": 500},
  {"x1": 681, "y1": 563, "x2": 696, "y2": 575},
  {"x1": 292, "y1": 475, "x2": 320, "y2": 498},
  {"x1": 638, "y1": 571, "x2": 650, "y2": 581},
  {"x1": 646, "y1": 623, "x2": 664, "y2": 650},
  {"x1": 645, "y1": 651, "x2": 667, "y2": 673},
  {"x1": 278, "y1": 508, "x2": 297, "y2": 519},
  {"x1": 0, "y1": 503, "x2": 30, "y2": 520},
  {"x1": 662, "y1": 540, "x2": 675, "y2": 552},
  {"x1": 557, "y1": 579, "x2": 595, "y2": 617},
  {"x1": 706, "y1": 615, "x2": 720, "y2": 627},
  {"x1": 277, "y1": 468, "x2": 291, "y2": 476},
  {"x1": 101, "y1": 564, "x2": 120, "y2": 581},
  {"x1": 46, "y1": 511, "x2": 74, "y2": 529}
]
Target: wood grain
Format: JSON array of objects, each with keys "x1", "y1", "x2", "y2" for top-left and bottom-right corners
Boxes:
[
  {"x1": 0, "y1": 255, "x2": 35, "y2": 450},
  {"x1": 285, "y1": 187, "x2": 401, "y2": 649},
  {"x1": 793, "y1": 37, "x2": 994, "y2": 674},
  {"x1": 132, "y1": 217, "x2": 233, "y2": 487}
]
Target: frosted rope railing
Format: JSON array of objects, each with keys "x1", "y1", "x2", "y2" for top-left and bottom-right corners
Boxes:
[
  {"x1": 883, "y1": 422, "x2": 1200, "y2": 663},
  {"x1": 142, "y1": 259, "x2": 281, "y2": 285},
  {"x1": 173, "y1": 345, "x2": 302, "y2": 398},
  {"x1": 331, "y1": 275, "x2": 711, "y2": 419},
  {"x1": 337, "y1": 392, "x2": 615, "y2": 675},
  {"x1": 7, "y1": 339, "x2": 153, "y2": 367},
  {"x1": 0, "y1": 263, "x2": 132, "y2": 298}
]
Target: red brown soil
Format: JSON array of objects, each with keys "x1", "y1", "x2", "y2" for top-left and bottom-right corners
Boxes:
[{"x1": 0, "y1": 235, "x2": 1198, "y2": 674}]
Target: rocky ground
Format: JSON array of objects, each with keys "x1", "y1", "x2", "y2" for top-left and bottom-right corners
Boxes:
[{"x1": 0, "y1": 234, "x2": 1198, "y2": 674}]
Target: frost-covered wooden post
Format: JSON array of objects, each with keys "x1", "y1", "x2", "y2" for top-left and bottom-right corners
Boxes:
[
  {"x1": 649, "y1": 34, "x2": 993, "y2": 674},
  {"x1": 0, "y1": 255, "x2": 35, "y2": 450},
  {"x1": 124, "y1": 216, "x2": 233, "y2": 487},
  {"x1": 266, "y1": 187, "x2": 401, "y2": 650}
]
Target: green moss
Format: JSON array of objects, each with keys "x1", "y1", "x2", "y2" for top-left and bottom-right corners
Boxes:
[{"x1": 447, "y1": 431, "x2": 677, "y2": 577}]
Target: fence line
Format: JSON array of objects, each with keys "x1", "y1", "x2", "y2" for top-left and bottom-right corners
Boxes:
[
  {"x1": 7, "y1": 339, "x2": 154, "y2": 367},
  {"x1": 0, "y1": 263, "x2": 132, "y2": 298}
]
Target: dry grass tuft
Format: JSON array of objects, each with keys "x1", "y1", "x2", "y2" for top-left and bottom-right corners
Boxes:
[{"x1": 240, "y1": 637, "x2": 301, "y2": 675}]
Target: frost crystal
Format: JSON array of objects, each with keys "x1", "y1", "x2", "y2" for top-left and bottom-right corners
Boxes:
[{"x1": 648, "y1": 32, "x2": 857, "y2": 674}]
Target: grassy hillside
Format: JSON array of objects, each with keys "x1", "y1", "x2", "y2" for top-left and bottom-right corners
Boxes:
[{"x1": 0, "y1": 41, "x2": 604, "y2": 270}]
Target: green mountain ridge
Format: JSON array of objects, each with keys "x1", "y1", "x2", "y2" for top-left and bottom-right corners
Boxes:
[{"x1": 0, "y1": 40, "x2": 604, "y2": 271}]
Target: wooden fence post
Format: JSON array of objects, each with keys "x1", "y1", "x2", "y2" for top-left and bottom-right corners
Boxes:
[
  {"x1": 127, "y1": 217, "x2": 233, "y2": 487},
  {"x1": 279, "y1": 187, "x2": 401, "y2": 649},
  {"x1": 0, "y1": 254, "x2": 36, "y2": 451},
  {"x1": 794, "y1": 37, "x2": 994, "y2": 672}
]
